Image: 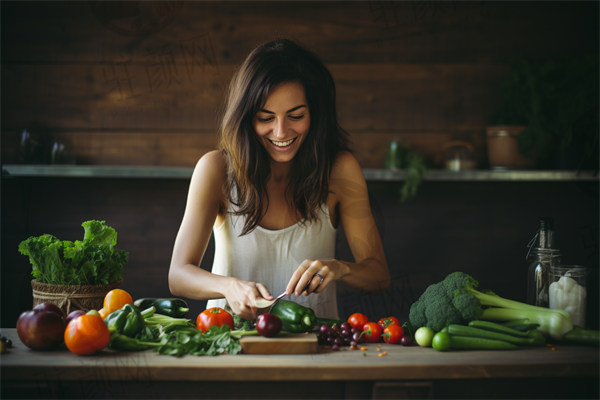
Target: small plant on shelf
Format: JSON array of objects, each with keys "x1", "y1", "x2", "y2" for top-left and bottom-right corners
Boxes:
[{"x1": 490, "y1": 55, "x2": 599, "y2": 169}]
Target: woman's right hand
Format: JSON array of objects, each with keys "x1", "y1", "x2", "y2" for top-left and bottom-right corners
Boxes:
[{"x1": 224, "y1": 278, "x2": 273, "y2": 321}]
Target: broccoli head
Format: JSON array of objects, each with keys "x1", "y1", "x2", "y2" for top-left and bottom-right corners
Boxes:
[{"x1": 408, "y1": 272, "x2": 484, "y2": 332}]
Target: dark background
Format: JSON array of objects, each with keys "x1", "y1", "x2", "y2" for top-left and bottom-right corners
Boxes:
[{"x1": 2, "y1": 1, "x2": 598, "y2": 329}]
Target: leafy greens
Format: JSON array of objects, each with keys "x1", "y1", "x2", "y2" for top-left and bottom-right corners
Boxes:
[{"x1": 18, "y1": 220, "x2": 128, "y2": 285}]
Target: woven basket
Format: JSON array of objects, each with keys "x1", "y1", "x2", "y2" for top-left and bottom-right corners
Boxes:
[{"x1": 31, "y1": 279, "x2": 124, "y2": 315}]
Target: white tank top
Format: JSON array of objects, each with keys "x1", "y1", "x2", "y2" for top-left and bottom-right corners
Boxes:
[{"x1": 207, "y1": 202, "x2": 340, "y2": 320}]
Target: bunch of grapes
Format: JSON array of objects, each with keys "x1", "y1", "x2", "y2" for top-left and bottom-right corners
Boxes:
[{"x1": 317, "y1": 322, "x2": 366, "y2": 350}]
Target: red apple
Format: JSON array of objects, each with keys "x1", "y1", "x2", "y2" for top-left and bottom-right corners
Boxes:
[
  {"x1": 16, "y1": 309, "x2": 66, "y2": 350},
  {"x1": 33, "y1": 303, "x2": 67, "y2": 324}
]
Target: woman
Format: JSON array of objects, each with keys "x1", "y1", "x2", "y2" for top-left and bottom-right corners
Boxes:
[{"x1": 168, "y1": 38, "x2": 390, "y2": 322}]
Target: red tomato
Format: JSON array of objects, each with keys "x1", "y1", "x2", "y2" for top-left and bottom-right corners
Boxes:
[
  {"x1": 64, "y1": 314, "x2": 110, "y2": 355},
  {"x1": 197, "y1": 307, "x2": 234, "y2": 333},
  {"x1": 377, "y1": 317, "x2": 400, "y2": 329},
  {"x1": 383, "y1": 324, "x2": 404, "y2": 344},
  {"x1": 362, "y1": 322, "x2": 383, "y2": 343},
  {"x1": 348, "y1": 313, "x2": 369, "y2": 330}
]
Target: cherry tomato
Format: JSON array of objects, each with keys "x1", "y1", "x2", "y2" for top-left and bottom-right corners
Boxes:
[
  {"x1": 64, "y1": 314, "x2": 110, "y2": 355},
  {"x1": 432, "y1": 332, "x2": 452, "y2": 351},
  {"x1": 348, "y1": 313, "x2": 369, "y2": 330},
  {"x1": 197, "y1": 307, "x2": 235, "y2": 333},
  {"x1": 383, "y1": 324, "x2": 404, "y2": 344},
  {"x1": 377, "y1": 317, "x2": 400, "y2": 329},
  {"x1": 362, "y1": 322, "x2": 383, "y2": 343}
]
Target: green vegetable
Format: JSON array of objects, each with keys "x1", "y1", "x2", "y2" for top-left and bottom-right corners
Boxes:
[
  {"x1": 18, "y1": 220, "x2": 128, "y2": 285},
  {"x1": 561, "y1": 327, "x2": 600, "y2": 347},
  {"x1": 468, "y1": 320, "x2": 530, "y2": 338},
  {"x1": 108, "y1": 328, "x2": 162, "y2": 352},
  {"x1": 500, "y1": 319, "x2": 540, "y2": 332},
  {"x1": 432, "y1": 331, "x2": 517, "y2": 351},
  {"x1": 446, "y1": 324, "x2": 538, "y2": 346},
  {"x1": 134, "y1": 298, "x2": 189, "y2": 318},
  {"x1": 469, "y1": 321, "x2": 546, "y2": 345},
  {"x1": 409, "y1": 272, "x2": 574, "y2": 340},
  {"x1": 141, "y1": 306, "x2": 194, "y2": 328},
  {"x1": 156, "y1": 325, "x2": 242, "y2": 357},
  {"x1": 270, "y1": 300, "x2": 340, "y2": 333},
  {"x1": 104, "y1": 304, "x2": 145, "y2": 338},
  {"x1": 224, "y1": 304, "x2": 255, "y2": 331},
  {"x1": 402, "y1": 321, "x2": 416, "y2": 338}
]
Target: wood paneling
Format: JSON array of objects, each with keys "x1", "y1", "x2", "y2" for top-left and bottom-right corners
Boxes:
[
  {"x1": 1, "y1": 63, "x2": 507, "y2": 131},
  {"x1": 1, "y1": 2, "x2": 597, "y2": 64}
]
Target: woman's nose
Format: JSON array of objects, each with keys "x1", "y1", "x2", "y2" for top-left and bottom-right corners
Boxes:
[{"x1": 272, "y1": 118, "x2": 288, "y2": 139}]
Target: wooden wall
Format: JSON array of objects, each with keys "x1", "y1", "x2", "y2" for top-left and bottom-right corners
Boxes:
[
  {"x1": 2, "y1": 2, "x2": 599, "y2": 328},
  {"x1": 2, "y1": 1, "x2": 598, "y2": 167}
]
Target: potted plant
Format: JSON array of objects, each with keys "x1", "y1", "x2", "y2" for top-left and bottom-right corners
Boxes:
[{"x1": 488, "y1": 55, "x2": 599, "y2": 169}]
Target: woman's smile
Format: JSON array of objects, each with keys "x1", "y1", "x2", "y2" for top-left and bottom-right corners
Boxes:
[{"x1": 268, "y1": 137, "x2": 297, "y2": 150}]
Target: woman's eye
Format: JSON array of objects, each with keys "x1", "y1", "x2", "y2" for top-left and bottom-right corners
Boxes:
[
  {"x1": 290, "y1": 115, "x2": 305, "y2": 120},
  {"x1": 258, "y1": 117, "x2": 273, "y2": 123}
]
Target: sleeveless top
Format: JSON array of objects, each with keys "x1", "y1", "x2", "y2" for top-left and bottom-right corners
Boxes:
[{"x1": 207, "y1": 202, "x2": 340, "y2": 320}]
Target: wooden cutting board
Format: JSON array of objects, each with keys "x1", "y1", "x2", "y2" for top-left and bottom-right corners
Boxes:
[{"x1": 240, "y1": 333, "x2": 318, "y2": 354}]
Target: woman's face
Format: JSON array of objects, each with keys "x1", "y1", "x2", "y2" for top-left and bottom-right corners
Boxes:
[{"x1": 252, "y1": 82, "x2": 310, "y2": 164}]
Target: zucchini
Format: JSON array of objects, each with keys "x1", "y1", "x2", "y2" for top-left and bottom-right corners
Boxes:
[{"x1": 134, "y1": 298, "x2": 189, "y2": 318}]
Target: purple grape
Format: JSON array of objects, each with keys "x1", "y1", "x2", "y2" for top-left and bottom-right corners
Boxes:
[
  {"x1": 351, "y1": 328, "x2": 359, "y2": 334},
  {"x1": 341, "y1": 329, "x2": 352, "y2": 337},
  {"x1": 332, "y1": 344, "x2": 340, "y2": 350},
  {"x1": 350, "y1": 340, "x2": 357, "y2": 347},
  {"x1": 334, "y1": 337, "x2": 344, "y2": 346},
  {"x1": 326, "y1": 336, "x2": 335, "y2": 345},
  {"x1": 344, "y1": 337, "x2": 353, "y2": 346},
  {"x1": 320, "y1": 324, "x2": 331, "y2": 334},
  {"x1": 333, "y1": 325, "x2": 342, "y2": 333},
  {"x1": 353, "y1": 332, "x2": 366, "y2": 344},
  {"x1": 340, "y1": 322, "x2": 352, "y2": 331},
  {"x1": 327, "y1": 328, "x2": 336, "y2": 337}
]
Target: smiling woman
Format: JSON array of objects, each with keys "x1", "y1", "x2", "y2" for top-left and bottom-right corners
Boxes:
[{"x1": 168, "y1": 38, "x2": 391, "y2": 322}]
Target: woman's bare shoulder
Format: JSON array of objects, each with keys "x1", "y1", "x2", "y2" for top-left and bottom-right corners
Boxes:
[
  {"x1": 331, "y1": 151, "x2": 362, "y2": 180},
  {"x1": 189, "y1": 150, "x2": 228, "y2": 200},
  {"x1": 193, "y1": 150, "x2": 227, "y2": 180}
]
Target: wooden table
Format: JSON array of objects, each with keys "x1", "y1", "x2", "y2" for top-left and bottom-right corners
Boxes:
[{"x1": 1, "y1": 328, "x2": 598, "y2": 399}]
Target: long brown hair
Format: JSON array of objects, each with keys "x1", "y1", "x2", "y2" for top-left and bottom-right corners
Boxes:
[{"x1": 218, "y1": 38, "x2": 351, "y2": 235}]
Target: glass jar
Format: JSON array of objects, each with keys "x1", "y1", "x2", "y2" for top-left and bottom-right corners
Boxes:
[{"x1": 442, "y1": 141, "x2": 476, "y2": 171}]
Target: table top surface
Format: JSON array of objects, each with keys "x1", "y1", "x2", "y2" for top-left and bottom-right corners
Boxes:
[{"x1": 1, "y1": 328, "x2": 598, "y2": 382}]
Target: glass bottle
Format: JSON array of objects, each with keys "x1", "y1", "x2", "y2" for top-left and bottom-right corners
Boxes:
[{"x1": 527, "y1": 218, "x2": 561, "y2": 307}]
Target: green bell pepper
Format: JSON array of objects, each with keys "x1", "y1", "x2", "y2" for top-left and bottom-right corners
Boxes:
[
  {"x1": 104, "y1": 304, "x2": 145, "y2": 338},
  {"x1": 270, "y1": 300, "x2": 341, "y2": 333}
]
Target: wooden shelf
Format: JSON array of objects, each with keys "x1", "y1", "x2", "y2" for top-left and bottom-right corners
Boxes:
[{"x1": 2, "y1": 164, "x2": 598, "y2": 181}]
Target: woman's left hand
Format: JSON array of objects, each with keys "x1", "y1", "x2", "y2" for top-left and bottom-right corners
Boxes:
[{"x1": 286, "y1": 259, "x2": 347, "y2": 297}]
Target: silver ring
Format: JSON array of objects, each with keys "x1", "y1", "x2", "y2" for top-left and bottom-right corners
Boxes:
[{"x1": 314, "y1": 273, "x2": 324, "y2": 279}]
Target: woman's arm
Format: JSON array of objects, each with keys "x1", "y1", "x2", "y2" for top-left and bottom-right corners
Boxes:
[
  {"x1": 286, "y1": 152, "x2": 391, "y2": 297},
  {"x1": 168, "y1": 151, "x2": 273, "y2": 319}
]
